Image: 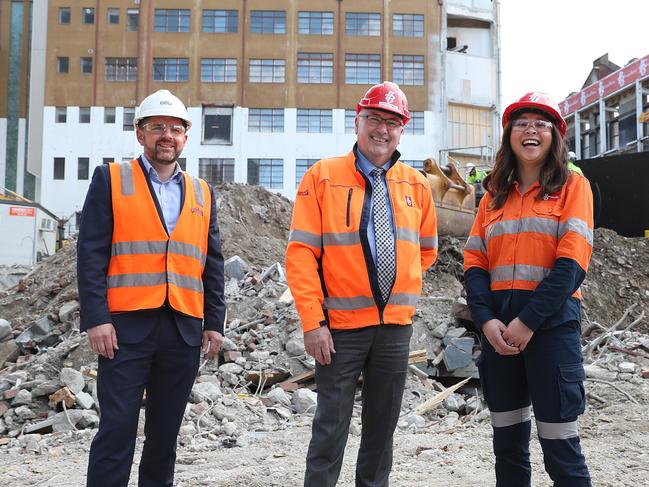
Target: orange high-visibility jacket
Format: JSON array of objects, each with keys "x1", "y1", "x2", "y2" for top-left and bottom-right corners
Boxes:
[
  {"x1": 464, "y1": 174, "x2": 593, "y2": 299},
  {"x1": 286, "y1": 149, "x2": 438, "y2": 333},
  {"x1": 106, "y1": 160, "x2": 211, "y2": 318}
]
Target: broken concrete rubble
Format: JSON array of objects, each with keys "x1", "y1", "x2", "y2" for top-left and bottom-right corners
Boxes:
[{"x1": 0, "y1": 183, "x2": 646, "y2": 459}]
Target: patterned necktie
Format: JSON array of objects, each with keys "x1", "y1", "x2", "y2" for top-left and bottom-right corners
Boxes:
[{"x1": 371, "y1": 168, "x2": 396, "y2": 302}]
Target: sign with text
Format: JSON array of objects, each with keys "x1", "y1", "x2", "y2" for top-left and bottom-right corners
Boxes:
[{"x1": 9, "y1": 206, "x2": 35, "y2": 217}]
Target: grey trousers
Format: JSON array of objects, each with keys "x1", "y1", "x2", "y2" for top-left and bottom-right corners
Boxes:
[{"x1": 304, "y1": 324, "x2": 413, "y2": 487}]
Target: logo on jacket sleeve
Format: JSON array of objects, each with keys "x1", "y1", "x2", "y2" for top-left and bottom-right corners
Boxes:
[
  {"x1": 542, "y1": 192, "x2": 561, "y2": 201},
  {"x1": 191, "y1": 206, "x2": 204, "y2": 216},
  {"x1": 405, "y1": 195, "x2": 413, "y2": 207}
]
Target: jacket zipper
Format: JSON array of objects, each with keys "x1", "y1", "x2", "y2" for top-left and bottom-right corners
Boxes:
[{"x1": 346, "y1": 188, "x2": 353, "y2": 227}]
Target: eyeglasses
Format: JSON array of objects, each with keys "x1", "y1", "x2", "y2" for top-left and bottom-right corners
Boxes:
[
  {"x1": 142, "y1": 122, "x2": 187, "y2": 136},
  {"x1": 511, "y1": 118, "x2": 553, "y2": 132},
  {"x1": 358, "y1": 114, "x2": 404, "y2": 129}
]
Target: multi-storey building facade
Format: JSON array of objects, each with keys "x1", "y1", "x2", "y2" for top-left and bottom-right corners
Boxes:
[
  {"x1": 560, "y1": 53, "x2": 649, "y2": 160},
  {"x1": 3, "y1": 0, "x2": 501, "y2": 223}
]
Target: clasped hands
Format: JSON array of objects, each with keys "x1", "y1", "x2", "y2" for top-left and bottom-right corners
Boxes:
[{"x1": 482, "y1": 317, "x2": 533, "y2": 356}]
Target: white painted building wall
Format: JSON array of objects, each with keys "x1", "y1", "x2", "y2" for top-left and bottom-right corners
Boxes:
[{"x1": 39, "y1": 106, "x2": 441, "y2": 220}]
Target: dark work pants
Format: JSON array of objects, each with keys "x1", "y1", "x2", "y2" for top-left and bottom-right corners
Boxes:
[
  {"x1": 477, "y1": 321, "x2": 591, "y2": 487},
  {"x1": 86, "y1": 310, "x2": 200, "y2": 487},
  {"x1": 304, "y1": 324, "x2": 413, "y2": 487}
]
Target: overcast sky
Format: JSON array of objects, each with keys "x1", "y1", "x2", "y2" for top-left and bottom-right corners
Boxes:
[{"x1": 499, "y1": 0, "x2": 648, "y2": 108}]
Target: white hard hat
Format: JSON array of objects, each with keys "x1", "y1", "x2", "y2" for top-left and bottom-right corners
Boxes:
[
  {"x1": 133, "y1": 89, "x2": 192, "y2": 129},
  {"x1": 568, "y1": 151, "x2": 577, "y2": 162}
]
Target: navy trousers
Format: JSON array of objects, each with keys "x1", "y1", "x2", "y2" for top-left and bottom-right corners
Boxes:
[
  {"x1": 304, "y1": 324, "x2": 413, "y2": 487},
  {"x1": 86, "y1": 309, "x2": 200, "y2": 487},
  {"x1": 477, "y1": 321, "x2": 591, "y2": 487}
]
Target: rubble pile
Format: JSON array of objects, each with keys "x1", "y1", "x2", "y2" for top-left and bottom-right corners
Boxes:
[{"x1": 0, "y1": 183, "x2": 647, "y2": 455}]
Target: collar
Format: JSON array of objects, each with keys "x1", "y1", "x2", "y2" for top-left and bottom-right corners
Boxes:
[
  {"x1": 353, "y1": 143, "x2": 400, "y2": 179},
  {"x1": 141, "y1": 154, "x2": 183, "y2": 183}
]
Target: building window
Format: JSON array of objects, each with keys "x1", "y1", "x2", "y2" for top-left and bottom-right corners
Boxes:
[
  {"x1": 298, "y1": 11, "x2": 334, "y2": 35},
  {"x1": 154, "y1": 9, "x2": 190, "y2": 32},
  {"x1": 107, "y1": 8, "x2": 119, "y2": 24},
  {"x1": 297, "y1": 53, "x2": 333, "y2": 84},
  {"x1": 345, "y1": 110, "x2": 356, "y2": 133},
  {"x1": 79, "y1": 107, "x2": 91, "y2": 123},
  {"x1": 403, "y1": 160, "x2": 424, "y2": 170},
  {"x1": 404, "y1": 111, "x2": 425, "y2": 135},
  {"x1": 202, "y1": 107, "x2": 233, "y2": 145},
  {"x1": 82, "y1": 7, "x2": 95, "y2": 24},
  {"x1": 345, "y1": 12, "x2": 380, "y2": 36},
  {"x1": 202, "y1": 9, "x2": 238, "y2": 33},
  {"x1": 201, "y1": 58, "x2": 237, "y2": 83},
  {"x1": 59, "y1": 7, "x2": 71, "y2": 24},
  {"x1": 53, "y1": 158, "x2": 65, "y2": 180},
  {"x1": 123, "y1": 108, "x2": 135, "y2": 131},
  {"x1": 393, "y1": 14, "x2": 424, "y2": 37},
  {"x1": 105, "y1": 57, "x2": 137, "y2": 81},
  {"x1": 345, "y1": 54, "x2": 380, "y2": 84},
  {"x1": 448, "y1": 104, "x2": 493, "y2": 148},
  {"x1": 248, "y1": 108, "x2": 284, "y2": 133},
  {"x1": 81, "y1": 57, "x2": 93, "y2": 74},
  {"x1": 103, "y1": 158, "x2": 113, "y2": 165},
  {"x1": 78, "y1": 157, "x2": 90, "y2": 180},
  {"x1": 153, "y1": 58, "x2": 189, "y2": 82},
  {"x1": 393, "y1": 55, "x2": 424, "y2": 86},
  {"x1": 249, "y1": 59, "x2": 285, "y2": 83},
  {"x1": 296, "y1": 159, "x2": 317, "y2": 187},
  {"x1": 199, "y1": 158, "x2": 235, "y2": 185},
  {"x1": 104, "y1": 107, "x2": 116, "y2": 123},
  {"x1": 250, "y1": 10, "x2": 286, "y2": 34},
  {"x1": 297, "y1": 109, "x2": 332, "y2": 133},
  {"x1": 55, "y1": 107, "x2": 67, "y2": 123},
  {"x1": 248, "y1": 159, "x2": 283, "y2": 189},
  {"x1": 126, "y1": 9, "x2": 139, "y2": 31},
  {"x1": 57, "y1": 57, "x2": 69, "y2": 74}
]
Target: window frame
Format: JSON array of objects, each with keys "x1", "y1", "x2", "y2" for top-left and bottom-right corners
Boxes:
[
  {"x1": 392, "y1": 13, "x2": 424, "y2": 37},
  {"x1": 153, "y1": 58, "x2": 189, "y2": 82},
  {"x1": 105, "y1": 57, "x2": 137, "y2": 82},
  {"x1": 202, "y1": 106, "x2": 233, "y2": 145},
  {"x1": 249, "y1": 59, "x2": 285, "y2": 83},
  {"x1": 202, "y1": 9, "x2": 238, "y2": 33},
  {"x1": 296, "y1": 109, "x2": 333, "y2": 133},
  {"x1": 248, "y1": 108, "x2": 284, "y2": 133},
  {"x1": 250, "y1": 10, "x2": 286, "y2": 34},
  {"x1": 392, "y1": 54, "x2": 424, "y2": 86},
  {"x1": 59, "y1": 7, "x2": 71, "y2": 24},
  {"x1": 344, "y1": 53, "x2": 380, "y2": 84},
  {"x1": 154, "y1": 9, "x2": 190, "y2": 33},
  {"x1": 247, "y1": 158, "x2": 284, "y2": 189},
  {"x1": 53, "y1": 157, "x2": 66, "y2": 180},
  {"x1": 298, "y1": 11, "x2": 334, "y2": 35},
  {"x1": 57, "y1": 57, "x2": 69, "y2": 74},
  {"x1": 82, "y1": 7, "x2": 95, "y2": 25},
  {"x1": 297, "y1": 52, "x2": 334, "y2": 84},
  {"x1": 79, "y1": 107, "x2": 91, "y2": 124},
  {"x1": 126, "y1": 9, "x2": 139, "y2": 31},
  {"x1": 295, "y1": 158, "x2": 317, "y2": 187},
  {"x1": 80, "y1": 56, "x2": 93, "y2": 74},
  {"x1": 345, "y1": 12, "x2": 381, "y2": 36},
  {"x1": 200, "y1": 58, "x2": 237, "y2": 83},
  {"x1": 199, "y1": 158, "x2": 235, "y2": 185},
  {"x1": 78, "y1": 157, "x2": 90, "y2": 180},
  {"x1": 107, "y1": 8, "x2": 120, "y2": 25}
]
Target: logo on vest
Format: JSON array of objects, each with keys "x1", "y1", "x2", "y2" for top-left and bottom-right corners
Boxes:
[
  {"x1": 191, "y1": 206, "x2": 204, "y2": 216},
  {"x1": 542, "y1": 193, "x2": 560, "y2": 201},
  {"x1": 405, "y1": 195, "x2": 413, "y2": 207}
]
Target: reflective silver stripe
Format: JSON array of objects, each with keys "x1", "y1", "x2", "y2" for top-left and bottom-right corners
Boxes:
[
  {"x1": 420, "y1": 236, "x2": 438, "y2": 249},
  {"x1": 107, "y1": 272, "x2": 166, "y2": 288},
  {"x1": 490, "y1": 264, "x2": 551, "y2": 283},
  {"x1": 323, "y1": 232, "x2": 360, "y2": 246},
  {"x1": 288, "y1": 229, "x2": 322, "y2": 248},
  {"x1": 388, "y1": 293, "x2": 419, "y2": 307},
  {"x1": 120, "y1": 162, "x2": 134, "y2": 196},
  {"x1": 487, "y1": 217, "x2": 558, "y2": 242},
  {"x1": 490, "y1": 406, "x2": 532, "y2": 428},
  {"x1": 559, "y1": 218, "x2": 593, "y2": 246},
  {"x1": 396, "y1": 227, "x2": 419, "y2": 244},
  {"x1": 111, "y1": 241, "x2": 168, "y2": 256},
  {"x1": 536, "y1": 419, "x2": 579, "y2": 439},
  {"x1": 465, "y1": 236, "x2": 486, "y2": 254},
  {"x1": 168, "y1": 272, "x2": 204, "y2": 293},
  {"x1": 323, "y1": 296, "x2": 375, "y2": 310},
  {"x1": 168, "y1": 240, "x2": 206, "y2": 263},
  {"x1": 190, "y1": 176, "x2": 205, "y2": 207}
]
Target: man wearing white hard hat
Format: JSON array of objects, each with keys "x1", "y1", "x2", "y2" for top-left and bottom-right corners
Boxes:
[{"x1": 77, "y1": 90, "x2": 226, "y2": 486}]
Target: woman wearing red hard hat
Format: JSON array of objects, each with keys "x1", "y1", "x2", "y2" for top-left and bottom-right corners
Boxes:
[{"x1": 464, "y1": 92, "x2": 593, "y2": 486}]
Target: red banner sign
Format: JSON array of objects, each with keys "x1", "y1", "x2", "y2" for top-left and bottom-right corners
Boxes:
[
  {"x1": 560, "y1": 54, "x2": 649, "y2": 116},
  {"x1": 9, "y1": 206, "x2": 35, "y2": 217}
]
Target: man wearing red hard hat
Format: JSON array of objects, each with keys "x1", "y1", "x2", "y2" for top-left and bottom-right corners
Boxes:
[{"x1": 286, "y1": 81, "x2": 438, "y2": 486}]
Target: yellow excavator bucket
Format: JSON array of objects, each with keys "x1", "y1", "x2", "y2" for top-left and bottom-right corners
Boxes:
[{"x1": 422, "y1": 158, "x2": 476, "y2": 237}]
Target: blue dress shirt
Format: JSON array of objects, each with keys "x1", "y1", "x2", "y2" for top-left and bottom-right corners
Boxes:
[
  {"x1": 356, "y1": 149, "x2": 396, "y2": 265},
  {"x1": 141, "y1": 156, "x2": 183, "y2": 235}
]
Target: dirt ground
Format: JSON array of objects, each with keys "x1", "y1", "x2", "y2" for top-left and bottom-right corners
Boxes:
[{"x1": 1, "y1": 380, "x2": 647, "y2": 487}]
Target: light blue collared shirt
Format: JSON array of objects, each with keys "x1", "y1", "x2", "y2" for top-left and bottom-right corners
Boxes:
[
  {"x1": 141, "y1": 155, "x2": 183, "y2": 235},
  {"x1": 356, "y1": 149, "x2": 396, "y2": 265}
]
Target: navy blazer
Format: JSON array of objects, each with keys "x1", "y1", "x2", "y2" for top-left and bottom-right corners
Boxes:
[{"x1": 77, "y1": 158, "x2": 226, "y2": 347}]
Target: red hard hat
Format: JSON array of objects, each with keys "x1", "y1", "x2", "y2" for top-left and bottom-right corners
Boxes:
[
  {"x1": 502, "y1": 92, "x2": 567, "y2": 137},
  {"x1": 357, "y1": 81, "x2": 410, "y2": 125}
]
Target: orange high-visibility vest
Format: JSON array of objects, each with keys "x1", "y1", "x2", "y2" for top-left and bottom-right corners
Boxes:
[
  {"x1": 106, "y1": 160, "x2": 211, "y2": 318},
  {"x1": 286, "y1": 150, "x2": 438, "y2": 333},
  {"x1": 464, "y1": 174, "x2": 593, "y2": 298}
]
